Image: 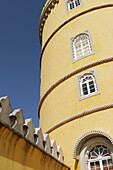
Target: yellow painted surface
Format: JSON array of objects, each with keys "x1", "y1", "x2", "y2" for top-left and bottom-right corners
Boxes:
[
  {"x1": 42, "y1": 0, "x2": 113, "y2": 46},
  {"x1": 40, "y1": 0, "x2": 113, "y2": 169},
  {"x1": 48, "y1": 108, "x2": 113, "y2": 169},
  {"x1": 0, "y1": 123, "x2": 69, "y2": 170},
  {"x1": 41, "y1": 8, "x2": 113, "y2": 97},
  {"x1": 40, "y1": 62, "x2": 113, "y2": 131}
]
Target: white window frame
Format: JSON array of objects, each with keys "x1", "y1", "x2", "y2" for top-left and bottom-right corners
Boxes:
[
  {"x1": 65, "y1": 0, "x2": 83, "y2": 13},
  {"x1": 80, "y1": 137, "x2": 113, "y2": 170},
  {"x1": 70, "y1": 30, "x2": 95, "y2": 63},
  {"x1": 76, "y1": 69, "x2": 100, "y2": 100}
]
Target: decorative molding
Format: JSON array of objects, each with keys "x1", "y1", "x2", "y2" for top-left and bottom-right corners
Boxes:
[
  {"x1": 70, "y1": 30, "x2": 95, "y2": 63},
  {"x1": 80, "y1": 137, "x2": 113, "y2": 170},
  {"x1": 38, "y1": 56, "x2": 113, "y2": 118},
  {"x1": 40, "y1": 4, "x2": 113, "y2": 62},
  {"x1": 76, "y1": 69, "x2": 100, "y2": 100},
  {"x1": 73, "y1": 131, "x2": 113, "y2": 159},
  {"x1": 0, "y1": 96, "x2": 64, "y2": 163},
  {"x1": 39, "y1": 0, "x2": 59, "y2": 45},
  {"x1": 45, "y1": 103, "x2": 113, "y2": 134}
]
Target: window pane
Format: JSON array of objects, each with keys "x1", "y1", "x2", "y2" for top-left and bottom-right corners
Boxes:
[
  {"x1": 102, "y1": 160, "x2": 107, "y2": 167},
  {"x1": 83, "y1": 91, "x2": 88, "y2": 95},
  {"x1": 103, "y1": 168, "x2": 108, "y2": 170},
  {"x1": 95, "y1": 161, "x2": 100, "y2": 168},
  {"x1": 90, "y1": 162, "x2": 95, "y2": 168},
  {"x1": 90, "y1": 89, "x2": 95, "y2": 93},
  {"x1": 89, "y1": 81, "x2": 95, "y2": 93},
  {"x1": 89, "y1": 81, "x2": 94, "y2": 85},
  {"x1": 75, "y1": 0, "x2": 80, "y2": 7},
  {"x1": 108, "y1": 159, "x2": 112, "y2": 165},
  {"x1": 70, "y1": 2, "x2": 75, "y2": 9},
  {"x1": 82, "y1": 83, "x2": 88, "y2": 95}
]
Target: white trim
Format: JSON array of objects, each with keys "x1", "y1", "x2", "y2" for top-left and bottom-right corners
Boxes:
[
  {"x1": 76, "y1": 69, "x2": 100, "y2": 100},
  {"x1": 73, "y1": 131, "x2": 113, "y2": 159},
  {"x1": 65, "y1": 0, "x2": 83, "y2": 13},
  {"x1": 70, "y1": 30, "x2": 95, "y2": 63},
  {"x1": 80, "y1": 137, "x2": 113, "y2": 170}
]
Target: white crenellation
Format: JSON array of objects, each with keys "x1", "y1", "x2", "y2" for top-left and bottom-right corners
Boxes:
[
  {"x1": 34, "y1": 127, "x2": 44, "y2": 149},
  {"x1": 9, "y1": 109, "x2": 25, "y2": 135},
  {"x1": 43, "y1": 134, "x2": 51, "y2": 155},
  {"x1": 57, "y1": 146, "x2": 64, "y2": 162},
  {"x1": 0, "y1": 96, "x2": 12, "y2": 125},
  {"x1": 23, "y1": 119, "x2": 35, "y2": 143},
  {"x1": 0, "y1": 96, "x2": 64, "y2": 162},
  {"x1": 50, "y1": 140, "x2": 57, "y2": 158}
]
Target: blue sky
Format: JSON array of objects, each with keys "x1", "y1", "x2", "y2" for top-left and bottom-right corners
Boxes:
[{"x1": 0, "y1": 0, "x2": 46, "y2": 127}]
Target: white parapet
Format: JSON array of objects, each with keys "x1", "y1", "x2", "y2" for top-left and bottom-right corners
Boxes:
[
  {"x1": 0, "y1": 96, "x2": 12, "y2": 125},
  {"x1": 34, "y1": 127, "x2": 44, "y2": 149},
  {"x1": 23, "y1": 119, "x2": 35, "y2": 143},
  {"x1": 50, "y1": 140, "x2": 57, "y2": 159},
  {"x1": 43, "y1": 134, "x2": 51, "y2": 155},
  {"x1": 9, "y1": 109, "x2": 25, "y2": 135},
  {"x1": 0, "y1": 95, "x2": 64, "y2": 163},
  {"x1": 57, "y1": 146, "x2": 64, "y2": 162}
]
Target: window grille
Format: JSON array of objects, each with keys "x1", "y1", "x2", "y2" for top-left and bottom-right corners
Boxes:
[
  {"x1": 76, "y1": 69, "x2": 100, "y2": 100},
  {"x1": 67, "y1": 0, "x2": 82, "y2": 12},
  {"x1": 70, "y1": 30, "x2": 94, "y2": 63},
  {"x1": 88, "y1": 145, "x2": 113, "y2": 170}
]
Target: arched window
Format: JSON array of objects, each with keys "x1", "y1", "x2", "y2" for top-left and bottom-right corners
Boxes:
[
  {"x1": 76, "y1": 69, "x2": 100, "y2": 100},
  {"x1": 70, "y1": 30, "x2": 94, "y2": 63},
  {"x1": 73, "y1": 131, "x2": 113, "y2": 170},
  {"x1": 81, "y1": 74, "x2": 96, "y2": 96},
  {"x1": 66, "y1": 0, "x2": 82, "y2": 12},
  {"x1": 88, "y1": 145, "x2": 113, "y2": 170}
]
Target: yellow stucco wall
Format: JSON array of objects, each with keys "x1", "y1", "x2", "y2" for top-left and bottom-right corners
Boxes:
[
  {"x1": 0, "y1": 123, "x2": 69, "y2": 170},
  {"x1": 39, "y1": 0, "x2": 113, "y2": 169}
]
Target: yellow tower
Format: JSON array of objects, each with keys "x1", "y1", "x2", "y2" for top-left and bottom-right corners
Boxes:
[{"x1": 39, "y1": 0, "x2": 113, "y2": 169}]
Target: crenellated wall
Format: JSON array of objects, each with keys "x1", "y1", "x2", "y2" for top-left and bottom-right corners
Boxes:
[{"x1": 0, "y1": 96, "x2": 70, "y2": 170}]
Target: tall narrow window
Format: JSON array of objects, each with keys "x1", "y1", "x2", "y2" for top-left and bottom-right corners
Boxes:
[
  {"x1": 82, "y1": 75, "x2": 96, "y2": 96},
  {"x1": 76, "y1": 69, "x2": 100, "y2": 100},
  {"x1": 66, "y1": 0, "x2": 83, "y2": 12},
  {"x1": 70, "y1": 30, "x2": 94, "y2": 63}
]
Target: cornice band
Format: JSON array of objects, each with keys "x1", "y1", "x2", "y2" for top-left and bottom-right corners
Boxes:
[
  {"x1": 39, "y1": 0, "x2": 59, "y2": 45},
  {"x1": 38, "y1": 56, "x2": 113, "y2": 118},
  {"x1": 40, "y1": 4, "x2": 113, "y2": 64},
  {"x1": 45, "y1": 103, "x2": 113, "y2": 134}
]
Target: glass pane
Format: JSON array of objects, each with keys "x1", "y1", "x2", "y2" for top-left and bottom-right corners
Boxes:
[
  {"x1": 83, "y1": 91, "x2": 88, "y2": 95},
  {"x1": 70, "y1": 2, "x2": 74, "y2": 9},
  {"x1": 103, "y1": 150, "x2": 108, "y2": 156},
  {"x1": 82, "y1": 83, "x2": 87, "y2": 88},
  {"x1": 89, "y1": 81, "x2": 94, "y2": 85},
  {"x1": 75, "y1": 0, "x2": 80, "y2": 7},
  {"x1": 90, "y1": 85, "x2": 95, "y2": 89},
  {"x1": 82, "y1": 83, "x2": 88, "y2": 95},
  {"x1": 108, "y1": 159, "x2": 112, "y2": 165},
  {"x1": 103, "y1": 168, "x2": 108, "y2": 170},
  {"x1": 95, "y1": 161, "x2": 100, "y2": 168},
  {"x1": 90, "y1": 88, "x2": 95, "y2": 93},
  {"x1": 102, "y1": 160, "x2": 107, "y2": 167},
  {"x1": 90, "y1": 162, "x2": 95, "y2": 168}
]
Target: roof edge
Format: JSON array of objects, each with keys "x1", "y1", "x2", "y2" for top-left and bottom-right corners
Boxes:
[{"x1": 39, "y1": 0, "x2": 59, "y2": 46}]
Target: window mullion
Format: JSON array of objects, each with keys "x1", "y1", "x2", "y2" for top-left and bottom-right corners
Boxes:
[
  {"x1": 87, "y1": 39, "x2": 91, "y2": 53},
  {"x1": 88, "y1": 162, "x2": 91, "y2": 170},
  {"x1": 87, "y1": 81, "x2": 90, "y2": 94},
  {"x1": 81, "y1": 42, "x2": 84, "y2": 57},
  {"x1": 100, "y1": 160, "x2": 103, "y2": 170}
]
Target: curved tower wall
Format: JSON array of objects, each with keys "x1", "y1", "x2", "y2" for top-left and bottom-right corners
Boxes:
[{"x1": 39, "y1": 0, "x2": 113, "y2": 169}]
